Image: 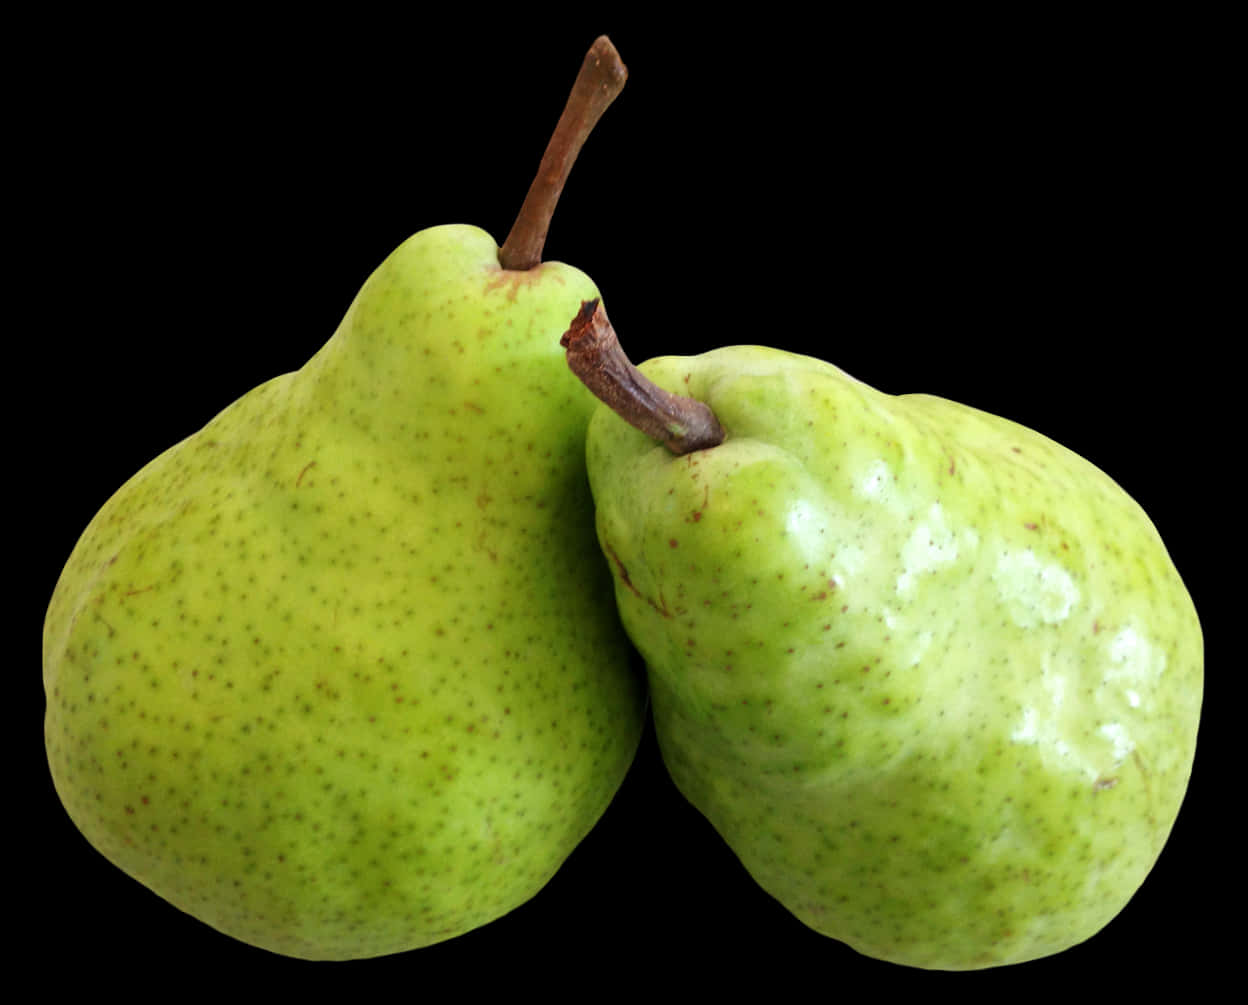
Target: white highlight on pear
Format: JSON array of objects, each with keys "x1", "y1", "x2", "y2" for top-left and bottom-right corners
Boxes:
[
  {"x1": 1098, "y1": 722, "x2": 1136, "y2": 765},
  {"x1": 909, "y1": 629, "x2": 933, "y2": 668},
  {"x1": 895, "y1": 503, "x2": 979, "y2": 598},
  {"x1": 857, "y1": 459, "x2": 895, "y2": 505},
  {"x1": 1103, "y1": 625, "x2": 1165, "y2": 713},
  {"x1": 1106, "y1": 626, "x2": 1163, "y2": 682},
  {"x1": 1011, "y1": 652, "x2": 1136, "y2": 779},
  {"x1": 1011, "y1": 655, "x2": 1079, "y2": 764},
  {"x1": 784, "y1": 498, "x2": 821, "y2": 541},
  {"x1": 992, "y1": 549, "x2": 1080, "y2": 627}
]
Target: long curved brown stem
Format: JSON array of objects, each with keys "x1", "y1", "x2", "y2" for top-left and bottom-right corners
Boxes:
[
  {"x1": 561, "y1": 300, "x2": 726, "y2": 455},
  {"x1": 498, "y1": 37, "x2": 627, "y2": 271}
]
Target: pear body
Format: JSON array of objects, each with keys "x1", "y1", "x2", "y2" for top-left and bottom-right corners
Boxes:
[
  {"x1": 585, "y1": 346, "x2": 1201, "y2": 970},
  {"x1": 44, "y1": 225, "x2": 645, "y2": 960}
]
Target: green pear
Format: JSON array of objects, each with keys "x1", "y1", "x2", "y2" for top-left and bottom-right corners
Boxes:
[
  {"x1": 564, "y1": 302, "x2": 1201, "y2": 970},
  {"x1": 43, "y1": 38, "x2": 645, "y2": 961}
]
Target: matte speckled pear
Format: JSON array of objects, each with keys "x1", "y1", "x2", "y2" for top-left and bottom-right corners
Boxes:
[
  {"x1": 45, "y1": 36, "x2": 641, "y2": 960},
  {"x1": 583, "y1": 345, "x2": 1202, "y2": 970},
  {"x1": 43, "y1": 224, "x2": 645, "y2": 959}
]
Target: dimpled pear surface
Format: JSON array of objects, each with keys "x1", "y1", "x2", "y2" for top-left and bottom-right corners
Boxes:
[
  {"x1": 44, "y1": 225, "x2": 645, "y2": 960},
  {"x1": 585, "y1": 346, "x2": 1201, "y2": 970}
]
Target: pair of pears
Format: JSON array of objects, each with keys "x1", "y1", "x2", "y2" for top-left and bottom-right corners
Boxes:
[{"x1": 43, "y1": 39, "x2": 1201, "y2": 968}]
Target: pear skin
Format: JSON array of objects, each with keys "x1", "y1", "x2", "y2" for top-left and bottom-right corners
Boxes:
[
  {"x1": 44, "y1": 225, "x2": 645, "y2": 960},
  {"x1": 584, "y1": 345, "x2": 1201, "y2": 970}
]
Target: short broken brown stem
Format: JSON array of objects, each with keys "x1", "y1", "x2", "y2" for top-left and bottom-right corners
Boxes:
[
  {"x1": 498, "y1": 37, "x2": 627, "y2": 271},
  {"x1": 561, "y1": 300, "x2": 726, "y2": 455}
]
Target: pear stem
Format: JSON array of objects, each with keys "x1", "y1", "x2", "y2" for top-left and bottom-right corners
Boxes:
[
  {"x1": 561, "y1": 300, "x2": 726, "y2": 455},
  {"x1": 498, "y1": 36, "x2": 627, "y2": 271}
]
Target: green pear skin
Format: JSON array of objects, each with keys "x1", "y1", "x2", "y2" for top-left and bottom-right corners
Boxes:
[
  {"x1": 44, "y1": 225, "x2": 645, "y2": 960},
  {"x1": 585, "y1": 346, "x2": 1201, "y2": 970}
]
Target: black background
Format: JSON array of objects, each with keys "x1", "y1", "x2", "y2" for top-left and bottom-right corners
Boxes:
[{"x1": 19, "y1": 9, "x2": 1230, "y2": 994}]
